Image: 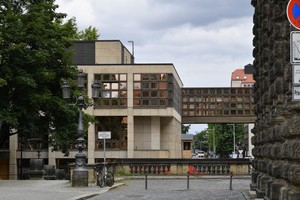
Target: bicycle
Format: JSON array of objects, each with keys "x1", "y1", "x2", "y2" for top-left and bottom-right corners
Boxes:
[{"x1": 96, "y1": 164, "x2": 114, "y2": 188}]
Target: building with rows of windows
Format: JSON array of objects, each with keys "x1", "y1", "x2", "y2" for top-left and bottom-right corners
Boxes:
[
  {"x1": 6, "y1": 40, "x2": 183, "y2": 179},
  {"x1": 4, "y1": 40, "x2": 255, "y2": 179}
]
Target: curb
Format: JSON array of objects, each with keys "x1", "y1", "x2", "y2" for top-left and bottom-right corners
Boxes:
[{"x1": 70, "y1": 182, "x2": 125, "y2": 200}]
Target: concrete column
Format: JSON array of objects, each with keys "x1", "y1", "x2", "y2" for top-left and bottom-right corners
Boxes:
[
  {"x1": 48, "y1": 147, "x2": 56, "y2": 165},
  {"x1": 9, "y1": 134, "x2": 18, "y2": 180},
  {"x1": 151, "y1": 116, "x2": 160, "y2": 150},
  {"x1": 127, "y1": 114, "x2": 134, "y2": 158},
  {"x1": 87, "y1": 123, "x2": 95, "y2": 164}
]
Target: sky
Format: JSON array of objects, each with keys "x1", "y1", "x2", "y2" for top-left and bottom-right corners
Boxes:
[{"x1": 55, "y1": 0, "x2": 254, "y2": 134}]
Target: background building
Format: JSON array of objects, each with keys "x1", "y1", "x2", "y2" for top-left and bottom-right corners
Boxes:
[{"x1": 231, "y1": 64, "x2": 255, "y2": 158}]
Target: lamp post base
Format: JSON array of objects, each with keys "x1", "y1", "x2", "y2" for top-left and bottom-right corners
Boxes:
[{"x1": 72, "y1": 169, "x2": 88, "y2": 187}]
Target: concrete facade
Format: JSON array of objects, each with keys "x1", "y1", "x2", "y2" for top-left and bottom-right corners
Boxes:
[{"x1": 7, "y1": 41, "x2": 183, "y2": 179}]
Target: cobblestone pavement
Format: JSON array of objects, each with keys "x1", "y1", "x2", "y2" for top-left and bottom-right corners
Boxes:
[
  {"x1": 89, "y1": 177, "x2": 252, "y2": 200},
  {"x1": 0, "y1": 176, "x2": 252, "y2": 200},
  {"x1": 0, "y1": 180, "x2": 122, "y2": 200}
]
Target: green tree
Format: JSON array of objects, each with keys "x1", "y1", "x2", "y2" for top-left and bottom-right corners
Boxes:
[
  {"x1": 181, "y1": 124, "x2": 191, "y2": 134},
  {"x1": 207, "y1": 124, "x2": 244, "y2": 158},
  {"x1": 0, "y1": 0, "x2": 92, "y2": 154},
  {"x1": 77, "y1": 26, "x2": 100, "y2": 40},
  {"x1": 193, "y1": 129, "x2": 208, "y2": 152}
]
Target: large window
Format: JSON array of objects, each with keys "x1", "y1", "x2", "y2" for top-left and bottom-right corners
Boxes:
[
  {"x1": 94, "y1": 74, "x2": 127, "y2": 107},
  {"x1": 133, "y1": 73, "x2": 181, "y2": 112},
  {"x1": 95, "y1": 116, "x2": 127, "y2": 150}
]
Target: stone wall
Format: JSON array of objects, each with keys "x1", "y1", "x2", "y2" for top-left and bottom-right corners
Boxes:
[{"x1": 251, "y1": 0, "x2": 300, "y2": 199}]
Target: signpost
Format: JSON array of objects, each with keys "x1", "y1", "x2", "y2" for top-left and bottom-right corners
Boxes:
[
  {"x1": 288, "y1": 0, "x2": 300, "y2": 100},
  {"x1": 287, "y1": 0, "x2": 300, "y2": 30},
  {"x1": 98, "y1": 131, "x2": 111, "y2": 165}
]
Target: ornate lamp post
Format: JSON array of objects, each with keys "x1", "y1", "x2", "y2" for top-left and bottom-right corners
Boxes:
[{"x1": 61, "y1": 70, "x2": 100, "y2": 187}]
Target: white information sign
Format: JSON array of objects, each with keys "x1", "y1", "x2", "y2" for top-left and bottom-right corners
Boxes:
[
  {"x1": 293, "y1": 86, "x2": 300, "y2": 101},
  {"x1": 291, "y1": 31, "x2": 300, "y2": 64},
  {"x1": 293, "y1": 65, "x2": 300, "y2": 85},
  {"x1": 98, "y1": 131, "x2": 111, "y2": 139}
]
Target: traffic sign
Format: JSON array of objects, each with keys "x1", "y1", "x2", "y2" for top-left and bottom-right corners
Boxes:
[
  {"x1": 98, "y1": 131, "x2": 111, "y2": 139},
  {"x1": 290, "y1": 31, "x2": 300, "y2": 63},
  {"x1": 287, "y1": 0, "x2": 300, "y2": 29}
]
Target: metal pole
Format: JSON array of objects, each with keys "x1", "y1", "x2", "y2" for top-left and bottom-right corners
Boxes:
[
  {"x1": 213, "y1": 127, "x2": 216, "y2": 158},
  {"x1": 233, "y1": 125, "x2": 236, "y2": 153},
  {"x1": 229, "y1": 171, "x2": 233, "y2": 190},
  {"x1": 187, "y1": 174, "x2": 190, "y2": 190},
  {"x1": 145, "y1": 173, "x2": 148, "y2": 190},
  {"x1": 103, "y1": 137, "x2": 106, "y2": 178}
]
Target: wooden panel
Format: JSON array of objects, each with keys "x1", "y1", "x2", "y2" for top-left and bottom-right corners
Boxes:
[{"x1": 0, "y1": 159, "x2": 9, "y2": 179}]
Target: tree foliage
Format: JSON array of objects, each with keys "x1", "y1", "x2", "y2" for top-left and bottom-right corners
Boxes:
[
  {"x1": 181, "y1": 124, "x2": 191, "y2": 134},
  {"x1": 0, "y1": 0, "x2": 94, "y2": 154},
  {"x1": 77, "y1": 26, "x2": 100, "y2": 40},
  {"x1": 194, "y1": 124, "x2": 245, "y2": 158},
  {"x1": 193, "y1": 129, "x2": 208, "y2": 152}
]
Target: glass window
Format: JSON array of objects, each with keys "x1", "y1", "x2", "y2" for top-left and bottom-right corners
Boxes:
[
  {"x1": 111, "y1": 91, "x2": 118, "y2": 98},
  {"x1": 134, "y1": 91, "x2": 141, "y2": 97},
  {"x1": 120, "y1": 82, "x2": 127, "y2": 90},
  {"x1": 103, "y1": 91, "x2": 110, "y2": 98},
  {"x1": 142, "y1": 74, "x2": 149, "y2": 80},
  {"x1": 103, "y1": 83, "x2": 110, "y2": 90},
  {"x1": 151, "y1": 82, "x2": 157, "y2": 89},
  {"x1": 103, "y1": 74, "x2": 110, "y2": 80},
  {"x1": 111, "y1": 83, "x2": 118, "y2": 89},
  {"x1": 142, "y1": 91, "x2": 149, "y2": 97},
  {"x1": 151, "y1": 91, "x2": 158, "y2": 97},
  {"x1": 133, "y1": 82, "x2": 140, "y2": 89},
  {"x1": 134, "y1": 74, "x2": 141, "y2": 81},
  {"x1": 134, "y1": 99, "x2": 141, "y2": 105},
  {"x1": 120, "y1": 74, "x2": 127, "y2": 81},
  {"x1": 142, "y1": 99, "x2": 149, "y2": 105},
  {"x1": 151, "y1": 74, "x2": 158, "y2": 80},
  {"x1": 183, "y1": 142, "x2": 191, "y2": 150}
]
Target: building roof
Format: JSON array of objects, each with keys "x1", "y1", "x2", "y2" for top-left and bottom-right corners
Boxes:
[
  {"x1": 181, "y1": 134, "x2": 194, "y2": 141},
  {"x1": 231, "y1": 69, "x2": 255, "y2": 84}
]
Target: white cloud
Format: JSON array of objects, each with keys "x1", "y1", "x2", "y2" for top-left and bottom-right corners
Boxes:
[{"x1": 55, "y1": 0, "x2": 254, "y2": 87}]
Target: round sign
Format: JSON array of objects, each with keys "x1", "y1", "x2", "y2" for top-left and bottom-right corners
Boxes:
[{"x1": 287, "y1": 0, "x2": 300, "y2": 30}]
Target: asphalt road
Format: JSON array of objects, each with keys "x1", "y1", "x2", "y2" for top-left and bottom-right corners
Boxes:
[{"x1": 89, "y1": 177, "x2": 252, "y2": 200}]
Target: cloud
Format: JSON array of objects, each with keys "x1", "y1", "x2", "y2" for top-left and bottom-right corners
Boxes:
[{"x1": 55, "y1": 0, "x2": 254, "y2": 87}]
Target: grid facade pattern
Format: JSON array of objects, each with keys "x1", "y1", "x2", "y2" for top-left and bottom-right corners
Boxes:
[
  {"x1": 94, "y1": 73, "x2": 127, "y2": 107},
  {"x1": 182, "y1": 88, "x2": 254, "y2": 117},
  {"x1": 133, "y1": 73, "x2": 181, "y2": 113}
]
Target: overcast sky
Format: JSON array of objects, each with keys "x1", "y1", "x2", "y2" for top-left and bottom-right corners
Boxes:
[{"x1": 55, "y1": 0, "x2": 254, "y2": 133}]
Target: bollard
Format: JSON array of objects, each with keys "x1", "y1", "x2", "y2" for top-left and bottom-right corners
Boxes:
[
  {"x1": 145, "y1": 173, "x2": 148, "y2": 190},
  {"x1": 187, "y1": 174, "x2": 190, "y2": 190},
  {"x1": 229, "y1": 171, "x2": 233, "y2": 190}
]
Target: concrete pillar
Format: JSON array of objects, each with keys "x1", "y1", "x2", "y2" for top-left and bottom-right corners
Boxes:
[
  {"x1": 9, "y1": 134, "x2": 18, "y2": 180},
  {"x1": 127, "y1": 114, "x2": 134, "y2": 158},
  {"x1": 87, "y1": 123, "x2": 95, "y2": 164},
  {"x1": 151, "y1": 116, "x2": 160, "y2": 150}
]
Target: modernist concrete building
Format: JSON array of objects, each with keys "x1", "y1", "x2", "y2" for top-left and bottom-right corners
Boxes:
[
  {"x1": 7, "y1": 40, "x2": 183, "y2": 179},
  {"x1": 3, "y1": 40, "x2": 256, "y2": 180}
]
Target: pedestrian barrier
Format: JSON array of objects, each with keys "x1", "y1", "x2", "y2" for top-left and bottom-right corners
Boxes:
[
  {"x1": 188, "y1": 164, "x2": 230, "y2": 175},
  {"x1": 129, "y1": 164, "x2": 171, "y2": 175}
]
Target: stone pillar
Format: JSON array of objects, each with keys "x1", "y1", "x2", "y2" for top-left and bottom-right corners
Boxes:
[
  {"x1": 9, "y1": 134, "x2": 18, "y2": 180},
  {"x1": 87, "y1": 123, "x2": 95, "y2": 164},
  {"x1": 151, "y1": 116, "x2": 160, "y2": 150},
  {"x1": 127, "y1": 114, "x2": 134, "y2": 158}
]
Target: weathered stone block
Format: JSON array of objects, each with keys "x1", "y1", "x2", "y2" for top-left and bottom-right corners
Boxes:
[{"x1": 289, "y1": 165, "x2": 300, "y2": 185}]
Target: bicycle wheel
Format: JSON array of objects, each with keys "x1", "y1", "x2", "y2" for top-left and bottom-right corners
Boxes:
[
  {"x1": 98, "y1": 172, "x2": 105, "y2": 188},
  {"x1": 106, "y1": 171, "x2": 114, "y2": 187}
]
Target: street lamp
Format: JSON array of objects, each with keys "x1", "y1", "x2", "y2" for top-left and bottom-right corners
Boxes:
[
  {"x1": 228, "y1": 124, "x2": 236, "y2": 157},
  {"x1": 61, "y1": 70, "x2": 100, "y2": 187}
]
